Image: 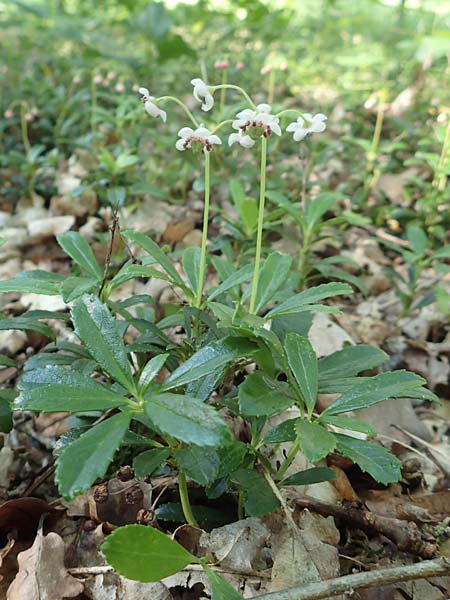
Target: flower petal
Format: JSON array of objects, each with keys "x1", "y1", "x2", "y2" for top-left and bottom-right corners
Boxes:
[
  {"x1": 138, "y1": 87, "x2": 149, "y2": 96},
  {"x1": 228, "y1": 133, "x2": 240, "y2": 146},
  {"x1": 271, "y1": 122, "x2": 282, "y2": 136},
  {"x1": 178, "y1": 127, "x2": 194, "y2": 139},
  {"x1": 256, "y1": 103, "x2": 271, "y2": 112},
  {"x1": 208, "y1": 134, "x2": 222, "y2": 145},
  {"x1": 195, "y1": 127, "x2": 213, "y2": 138},
  {"x1": 176, "y1": 138, "x2": 187, "y2": 151},
  {"x1": 293, "y1": 129, "x2": 308, "y2": 142},
  {"x1": 286, "y1": 122, "x2": 299, "y2": 132},
  {"x1": 202, "y1": 92, "x2": 214, "y2": 112},
  {"x1": 240, "y1": 135, "x2": 255, "y2": 148}
]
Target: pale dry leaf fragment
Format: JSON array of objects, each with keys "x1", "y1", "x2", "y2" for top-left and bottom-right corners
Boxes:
[
  {"x1": 7, "y1": 528, "x2": 84, "y2": 600},
  {"x1": 309, "y1": 313, "x2": 354, "y2": 357}
]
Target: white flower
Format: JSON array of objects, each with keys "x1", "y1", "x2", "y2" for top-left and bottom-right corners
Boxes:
[
  {"x1": 191, "y1": 78, "x2": 214, "y2": 112},
  {"x1": 176, "y1": 127, "x2": 222, "y2": 153},
  {"x1": 232, "y1": 103, "x2": 281, "y2": 140},
  {"x1": 138, "y1": 87, "x2": 167, "y2": 123},
  {"x1": 286, "y1": 113, "x2": 327, "y2": 142},
  {"x1": 228, "y1": 131, "x2": 255, "y2": 148}
]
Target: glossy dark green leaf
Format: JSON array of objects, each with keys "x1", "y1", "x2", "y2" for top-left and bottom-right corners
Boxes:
[
  {"x1": 318, "y1": 345, "x2": 388, "y2": 380},
  {"x1": 406, "y1": 224, "x2": 427, "y2": 256},
  {"x1": 182, "y1": 246, "x2": 201, "y2": 293},
  {"x1": 133, "y1": 448, "x2": 171, "y2": 479},
  {"x1": 15, "y1": 384, "x2": 129, "y2": 413},
  {"x1": 0, "y1": 355, "x2": 16, "y2": 368},
  {"x1": 122, "y1": 230, "x2": 184, "y2": 287},
  {"x1": 322, "y1": 370, "x2": 428, "y2": 416},
  {"x1": 56, "y1": 412, "x2": 131, "y2": 499},
  {"x1": 57, "y1": 231, "x2": 103, "y2": 280},
  {"x1": 0, "y1": 316, "x2": 54, "y2": 338},
  {"x1": 102, "y1": 524, "x2": 198, "y2": 583},
  {"x1": 253, "y1": 252, "x2": 292, "y2": 313},
  {"x1": 138, "y1": 353, "x2": 169, "y2": 394},
  {"x1": 176, "y1": 445, "x2": 220, "y2": 486},
  {"x1": 335, "y1": 434, "x2": 401, "y2": 485},
  {"x1": 238, "y1": 373, "x2": 295, "y2": 417},
  {"x1": 0, "y1": 270, "x2": 63, "y2": 295},
  {"x1": 320, "y1": 415, "x2": 375, "y2": 436},
  {"x1": 295, "y1": 419, "x2": 336, "y2": 462},
  {"x1": 266, "y1": 283, "x2": 352, "y2": 319},
  {"x1": 71, "y1": 295, "x2": 136, "y2": 394},
  {"x1": 285, "y1": 333, "x2": 318, "y2": 416},
  {"x1": 204, "y1": 566, "x2": 244, "y2": 600},
  {"x1": 61, "y1": 276, "x2": 99, "y2": 302},
  {"x1": 163, "y1": 337, "x2": 256, "y2": 390},
  {"x1": 263, "y1": 418, "x2": 298, "y2": 443},
  {"x1": 208, "y1": 263, "x2": 254, "y2": 301},
  {"x1": 280, "y1": 467, "x2": 336, "y2": 487},
  {"x1": 145, "y1": 393, "x2": 230, "y2": 447},
  {"x1": 305, "y1": 192, "x2": 338, "y2": 229},
  {"x1": 232, "y1": 469, "x2": 280, "y2": 517},
  {"x1": 0, "y1": 395, "x2": 13, "y2": 433}
]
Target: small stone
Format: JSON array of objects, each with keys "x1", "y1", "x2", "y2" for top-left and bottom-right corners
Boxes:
[{"x1": 27, "y1": 216, "x2": 75, "y2": 240}]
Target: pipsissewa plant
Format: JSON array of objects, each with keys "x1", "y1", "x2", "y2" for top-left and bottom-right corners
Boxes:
[{"x1": 0, "y1": 77, "x2": 439, "y2": 595}]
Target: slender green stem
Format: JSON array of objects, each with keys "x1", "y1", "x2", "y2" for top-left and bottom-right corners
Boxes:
[
  {"x1": 435, "y1": 114, "x2": 450, "y2": 191},
  {"x1": 249, "y1": 136, "x2": 268, "y2": 314},
  {"x1": 195, "y1": 151, "x2": 211, "y2": 308},
  {"x1": 212, "y1": 119, "x2": 234, "y2": 134},
  {"x1": 157, "y1": 96, "x2": 199, "y2": 127},
  {"x1": 275, "y1": 108, "x2": 304, "y2": 118},
  {"x1": 298, "y1": 228, "x2": 312, "y2": 289},
  {"x1": 276, "y1": 440, "x2": 300, "y2": 481},
  {"x1": 366, "y1": 101, "x2": 385, "y2": 177},
  {"x1": 178, "y1": 471, "x2": 199, "y2": 527},
  {"x1": 91, "y1": 76, "x2": 97, "y2": 135},
  {"x1": 210, "y1": 84, "x2": 256, "y2": 109},
  {"x1": 19, "y1": 102, "x2": 31, "y2": 155}
]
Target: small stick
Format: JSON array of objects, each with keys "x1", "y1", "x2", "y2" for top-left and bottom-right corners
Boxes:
[
  {"x1": 256, "y1": 557, "x2": 450, "y2": 600},
  {"x1": 99, "y1": 209, "x2": 119, "y2": 297}
]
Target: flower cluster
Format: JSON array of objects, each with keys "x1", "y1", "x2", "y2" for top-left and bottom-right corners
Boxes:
[
  {"x1": 229, "y1": 103, "x2": 281, "y2": 148},
  {"x1": 176, "y1": 127, "x2": 221, "y2": 153},
  {"x1": 138, "y1": 78, "x2": 327, "y2": 153}
]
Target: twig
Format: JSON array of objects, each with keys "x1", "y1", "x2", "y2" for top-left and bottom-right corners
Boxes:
[
  {"x1": 255, "y1": 557, "x2": 450, "y2": 600},
  {"x1": 99, "y1": 209, "x2": 119, "y2": 297},
  {"x1": 292, "y1": 495, "x2": 437, "y2": 558}
]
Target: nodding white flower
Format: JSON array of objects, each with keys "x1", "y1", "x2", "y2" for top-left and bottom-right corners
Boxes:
[
  {"x1": 176, "y1": 127, "x2": 222, "y2": 153},
  {"x1": 286, "y1": 113, "x2": 327, "y2": 142},
  {"x1": 190, "y1": 78, "x2": 214, "y2": 112},
  {"x1": 232, "y1": 103, "x2": 281, "y2": 141},
  {"x1": 138, "y1": 87, "x2": 167, "y2": 123},
  {"x1": 228, "y1": 131, "x2": 255, "y2": 148}
]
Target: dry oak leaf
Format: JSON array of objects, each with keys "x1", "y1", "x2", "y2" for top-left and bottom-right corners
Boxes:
[{"x1": 7, "y1": 528, "x2": 83, "y2": 600}]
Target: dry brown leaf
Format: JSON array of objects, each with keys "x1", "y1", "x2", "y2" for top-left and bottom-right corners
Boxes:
[{"x1": 7, "y1": 528, "x2": 83, "y2": 599}]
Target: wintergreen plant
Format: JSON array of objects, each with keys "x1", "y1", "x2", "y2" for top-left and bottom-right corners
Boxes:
[
  {"x1": 0, "y1": 76, "x2": 439, "y2": 596},
  {"x1": 378, "y1": 223, "x2": 450, "y2": 316}
]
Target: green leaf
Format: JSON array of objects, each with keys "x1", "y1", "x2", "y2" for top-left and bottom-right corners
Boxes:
[
  {"x1": 145, "y1": 393, "x2": 230, "y2": 447},
  {"x1": 322, "y1": 371, "x2": 427, "y2": 416},
  {"x1": 285, "y1": 333, "x2": 318, "y2": 416},
  {"x1": 306, "y1": 192, "x2": 338, "y2": 229},
  {"x1": 208, "y1": 264, "x2": 254, "y2": 301},
  {"x1": 15, "y1": 367, "x2": 129, "y2": 413},
  {"x1": 0, "y1": 316, "x2": 54, "y2": 338},
  {"x1": 102, "y1": 524, "x2": 198, "y2": 583},
  {"x1": 280, "y1": 467, "x2": 336, "y2": 487},
  {"x1": 109, "y1": 264, "x2": 181, "y2": 291},
  {"x1": 138, "y1": 354, "x2": 169, "y2": 394},
  {"x1": 71, "y1": 295, "x2": 135, "y2": 394},
  {"x1": 431, "y1": 246, "x2": 450, "y2": 260},
  {"x1": 0, "y1": 355, "x2": 16, "y2": 368},
  {"x1": 176, "y1": 445, "x2": 220, "y2": 486},
  {"x1": 264, "y1": 418, "x2": 298, "y2": 443},
  {"x1": 57, "y1": 231, "x2": 103, "y2": 280},
  {"x1": 204, "y1": 566, "x2": 244, "y2": 600},
  {"x1": 122, "y1": 230, "x2": 184, "y2": 287},
  {"x1": 163, "y1": 337, "x2": 256, "y2": 390},
  {"x1": 238, "y1": 373, "x2": 295, "y2": 417},
  {"x1": 0, "y1": 396, "x2": 13, "y2": 433},
  {"x1": 319, "y1": 345, "x2": 388, "y2": 380},
  {"x1": 133, "y1": 448, "x2": 171, "y2": 479},
  {"x1": 61, "y1": 276, "x2": 99, "y2": 302},
  {"x1": 0, "y1": 270, "x2": 64, "y2": 295},
  {"x1": 320, "y1": 415, "x2": 375, "y2": 436},
  {"x1": 239, "y1": 198, "x2": 258, "y2": 236},
  {"x1": 232, "y1": 469, "x2": 280, "y2": 517},
  {"x1": 295, "y1": 419, "x2": 336, "y2": 462},
  {"x1": 335, "y1": 434, "x2": 401, "y2": 485},
  {"x1": 406, "y1": 224, "x2": 427, "y2": 256},
  {"x1": 253, "y1": 252, "x2": 292, "y2": 313},
  {"x1": 182, "y1": 246, "x2": 201, "y2": 293},
  {"x1": 266, "y1": 283, "x2": 352, "y2": 319},
  {"x1": 55, "y1": 412, "x2": 131, "y2": 499}
]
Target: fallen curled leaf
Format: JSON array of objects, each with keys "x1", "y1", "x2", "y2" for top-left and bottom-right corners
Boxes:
[
  {"x1": 7, "y1": 527, "x2": 83, "y2": 600},
  {"x1": 0, "y1": 498, "x2": 58, "y2": 539}
]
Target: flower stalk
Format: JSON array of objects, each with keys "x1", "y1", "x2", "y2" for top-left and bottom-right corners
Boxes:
[
  {"x1": 249, "y1": 136, "x2": 268, "y2": 314},
  {"x1": 195, "y1": 151, "x2": 211, "y2": 308},
  {"x1": 178, "y1": 471, "x2": 199, "y2": 527}
]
